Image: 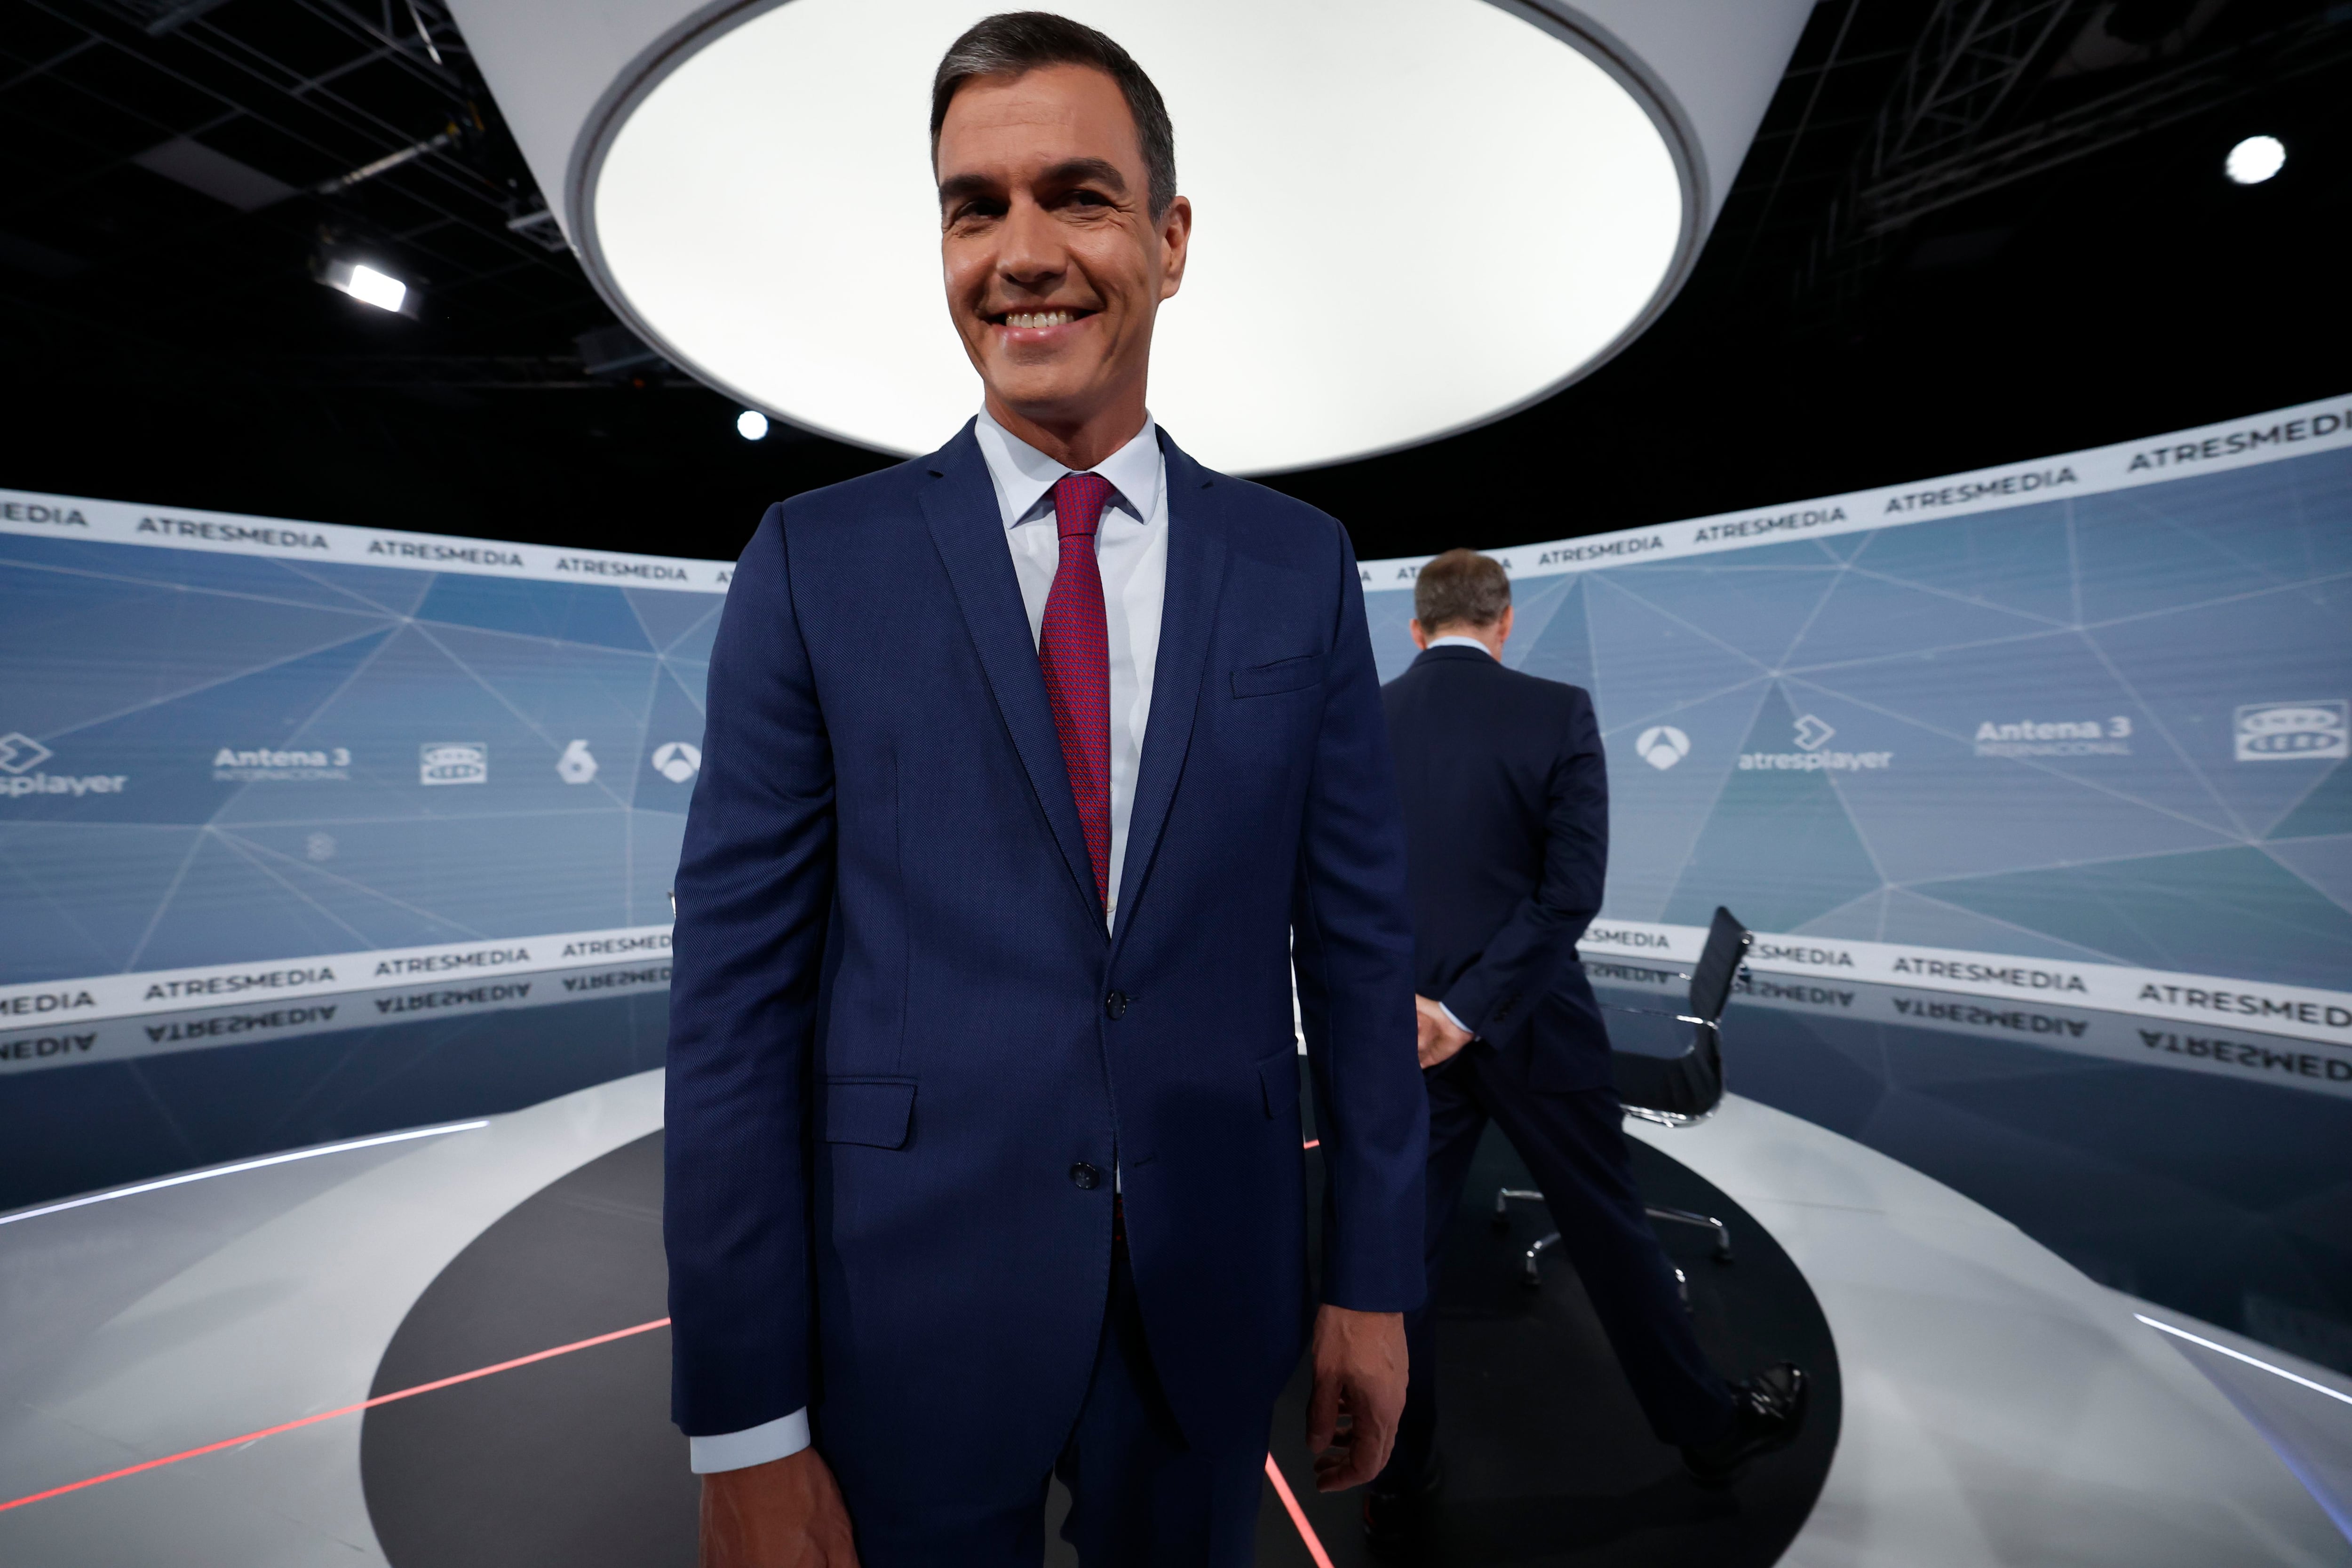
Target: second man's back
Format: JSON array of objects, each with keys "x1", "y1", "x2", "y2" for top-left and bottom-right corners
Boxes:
[{"x1": 1381, "y1": 645, "x2": 1611, "y2": 1089}]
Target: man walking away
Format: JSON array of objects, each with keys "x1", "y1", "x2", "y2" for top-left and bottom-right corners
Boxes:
[{"x1": 1367, "y1": 548, "x2": 1806, "y2": 1554}]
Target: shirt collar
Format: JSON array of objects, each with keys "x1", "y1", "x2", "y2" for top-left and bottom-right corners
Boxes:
[
  {"x1": 974, "y1": 407, "x2": 1162, "y2": 531},
  {"x1": 1424, "y1": 635, "x2": 1497, "y2": 658}
]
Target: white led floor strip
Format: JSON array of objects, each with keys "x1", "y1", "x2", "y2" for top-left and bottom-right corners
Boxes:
[
  {"x1": 0, "y1": 1121, "x2": 489, "y2": 1227},
  {"x1": 2135, "y1": 1313, "x2": 2352, "y2": 1406}
]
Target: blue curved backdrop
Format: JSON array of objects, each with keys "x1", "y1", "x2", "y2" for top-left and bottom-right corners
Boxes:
[{"x1": 1, "y1": 402, "x2": 2347, "y2": 1026}]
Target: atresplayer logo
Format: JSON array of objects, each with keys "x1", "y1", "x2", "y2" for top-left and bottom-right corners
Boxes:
[
  {"x1": 419, "y1": 742, "x2": 488, "y2": 786},
  {"x1": 0, "y1": 733, "x2": 53, "y2": 774},
  {"x1": 0, "y1": 731, "x2": 127, "y2": 798}
]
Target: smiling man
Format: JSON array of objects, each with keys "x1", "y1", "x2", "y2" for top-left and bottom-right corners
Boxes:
[{"x1": 664, "y1": 13, "x2": 1427, "y2": 1566}]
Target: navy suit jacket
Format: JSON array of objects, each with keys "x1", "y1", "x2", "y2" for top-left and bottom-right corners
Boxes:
[
  {"x1": 664, "y1": 422, "x2": 1426, "y2": 1501},
  {"x1": 1380, "y1": 646, "x2": 1612, "y2": 1091}
]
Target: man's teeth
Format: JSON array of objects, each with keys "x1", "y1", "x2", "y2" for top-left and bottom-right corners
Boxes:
[{"x1": 1005, "y1": 310, "x2": 1073, "y2": 329}]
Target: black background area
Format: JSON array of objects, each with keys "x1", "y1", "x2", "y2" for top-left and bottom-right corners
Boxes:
[{"x1": 363, "y1": 1111, "x2": 1836, "y2": 1567}]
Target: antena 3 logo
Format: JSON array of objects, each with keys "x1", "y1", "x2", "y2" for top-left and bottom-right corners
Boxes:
[
  {"x1": 0, "y1": 731, "x2": 127, "y2": 799},
  {"x1": 2236, "y1": 702, "x2": 2347, "y2": 762}
]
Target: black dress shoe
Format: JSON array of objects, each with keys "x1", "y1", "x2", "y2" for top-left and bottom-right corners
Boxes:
[
  {"x1": 1361, "y1": 1457, "x2": 1443, "y2": 1561},
  {"x1": 1682, "y1": 1362, "x2": 1809, "y2": 1487}
]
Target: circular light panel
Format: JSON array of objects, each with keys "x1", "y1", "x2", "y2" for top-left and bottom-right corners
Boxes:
[
  {"x1": 2225, "y1": 134, "x2": 2285, "y2": 185},
  {"x1": 590, "y1": 0, "x2": 1685, "y2": 474}
]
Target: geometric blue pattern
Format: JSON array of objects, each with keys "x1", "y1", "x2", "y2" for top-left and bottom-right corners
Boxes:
[
  {"x1": 0, "y1": 531, "x2": 711, "y2": 985},
  {"x1": 1366, "y1": 446, "x2": 2352, "y2": 991},
  {"x1": 4, "y1": 439, "x2": 2346, "y2": 997}
]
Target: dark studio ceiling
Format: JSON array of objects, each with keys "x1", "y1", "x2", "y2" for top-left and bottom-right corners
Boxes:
[{"x1": 1, "y1": 0, "x2": 2347, "y2": 563}]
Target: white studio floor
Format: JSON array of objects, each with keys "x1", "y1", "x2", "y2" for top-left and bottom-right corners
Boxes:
[{"x1": 0, "y1": 1067, "x2": 2346, "y2": 1566}]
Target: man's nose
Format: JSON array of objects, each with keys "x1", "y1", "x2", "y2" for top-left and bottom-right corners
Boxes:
[{"x1": 995, "y1": 195, "x2": 1065, "y2": 289}]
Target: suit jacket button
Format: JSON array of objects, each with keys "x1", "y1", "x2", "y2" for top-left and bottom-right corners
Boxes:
[
  {"x1": 1104, "y1": 991, "x2": 1128, "y2": 1019},
  {"x1": 1069, "y1": 1162, "x2": 1102, "y2": 1190}
]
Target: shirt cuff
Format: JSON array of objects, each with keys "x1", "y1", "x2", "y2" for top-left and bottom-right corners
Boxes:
[
  {"x1": 689, "y1": 1408, "x2": 811, "y2": 1473},
  {"x1": 1440, "y1": 1002, "x2": 1472, "y2": 1038}
]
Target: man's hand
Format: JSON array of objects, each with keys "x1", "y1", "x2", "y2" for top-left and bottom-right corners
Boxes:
[
  {"x1": 1414, "y1": 995, "x2": 1472, "y2": 1070},
  {"x1": 700, "y1": 1447, "x2": 860, "y2": 1568},
  {"x1": 1305, "y1": 1304, "x2": 1408, "y2": 1492}
]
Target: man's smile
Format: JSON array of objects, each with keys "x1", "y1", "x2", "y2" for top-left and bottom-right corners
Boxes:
[{"x1": 988, "y1": 306, "x2": 1098, "y2": 338}]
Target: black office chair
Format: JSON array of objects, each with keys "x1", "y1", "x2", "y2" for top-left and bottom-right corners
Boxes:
[{"x1": 1494, "y1": 906, "x2": 1752, "y2": 1289}]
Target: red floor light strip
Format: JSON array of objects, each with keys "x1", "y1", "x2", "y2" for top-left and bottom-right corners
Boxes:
[
  {"x1": 0, "y1": 1317, "x2": 673, "y2": 1515},
  {"x1": 7, "y1": 1304, "x2": 1343, "y2": 1566},
  {"x1": 1263, "y1": 1454, "x2": 1338, "y2": 1568}
]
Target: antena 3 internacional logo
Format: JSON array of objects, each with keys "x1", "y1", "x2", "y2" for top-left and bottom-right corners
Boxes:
[
  {"x1": 2236, "y1": 701, "x2": 2348, "y2": 762},
  {"x1": 0, "y1": 731, "x2": 128, "y2": 798},
  {"x1": 1738, "y1": 714, "x2": 1894, "y2": 773},
  {"x1": 419, "y1": 742, "x2": 489, "y2": 786}
]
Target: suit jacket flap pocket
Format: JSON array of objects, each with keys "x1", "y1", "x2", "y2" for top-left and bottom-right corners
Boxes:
[
  {"x1": 1257, "y1": 1051, "x2": 1302, "y2": 1118},
  {"x1": 821, "y1": 1077, "x2": 916, "y2": 1148},
  {"x1": 1232, "y1": 653, "x2": 1326, "y2": 699}
]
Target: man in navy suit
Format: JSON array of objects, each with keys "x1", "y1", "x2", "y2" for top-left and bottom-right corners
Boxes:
[
  {"x1": 665, "y1": 14, "x2": 1426, "y2": 1566},
  {"x1": 1367, "y1": 550, "x2": 1804, "y2": 1549}
]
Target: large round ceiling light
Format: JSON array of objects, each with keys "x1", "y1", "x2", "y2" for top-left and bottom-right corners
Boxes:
[{"x1": 585, "y1": 1, "x2": 1681, "y2": 473}]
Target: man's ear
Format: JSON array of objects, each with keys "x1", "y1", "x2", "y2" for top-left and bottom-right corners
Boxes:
[
  {"x1": 1158, "y1": 195, "x2": 1192, "y2": 300},
  {"x1": 1409, "y1": 618, "x2": 1430, "y2": 651},
  {"x1": 1494, "y1": 605, "x2": 1515, "y2": 648}
]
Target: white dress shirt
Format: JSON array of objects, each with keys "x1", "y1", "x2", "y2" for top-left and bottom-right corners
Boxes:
[
  {"x1": 689, "y1": 411, "x2": 1170, "y2": 1475},
  {"x1": 1421, "y1": 634, "x2": 1493, "y2": 1038}
]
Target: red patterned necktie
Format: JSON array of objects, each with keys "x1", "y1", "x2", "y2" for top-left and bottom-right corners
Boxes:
[{"x1": 1040, "y1": 471, "x2": 1115, "y2": 910}]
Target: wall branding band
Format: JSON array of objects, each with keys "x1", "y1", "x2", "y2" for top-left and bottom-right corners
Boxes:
[
  {"x1": 0, "y1": 919, "x2": 2344, "y2": 1047},
  {"x1": 4, "y1": 395, "x2": 2345, "y2": 591}
]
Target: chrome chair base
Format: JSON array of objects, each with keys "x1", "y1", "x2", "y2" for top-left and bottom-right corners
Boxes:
[{"x1": 1493, "y1": 1188, "x2": 1733, "y2": 1290}]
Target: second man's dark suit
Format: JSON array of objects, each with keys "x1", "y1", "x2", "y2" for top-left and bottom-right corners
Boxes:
[{"x1": 1378, "y1": 644, "x2": 1734, "y2": 1484}]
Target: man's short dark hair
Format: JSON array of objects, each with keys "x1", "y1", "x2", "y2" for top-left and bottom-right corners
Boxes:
[
  {"x1": 931, "y1": 12, "x2": 1177, "y2": 219},
  {"x1": 1415, "y1": 549, "x2": 1511, "y2": 632}
]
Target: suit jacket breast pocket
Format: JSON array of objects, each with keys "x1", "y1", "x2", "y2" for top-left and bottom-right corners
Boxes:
[{"x1": 1231, "y1": 653, "x2": 1326, "y2": 699}]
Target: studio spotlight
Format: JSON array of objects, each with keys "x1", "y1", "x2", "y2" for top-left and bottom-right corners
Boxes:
[
  {"x1": 736, "y1": 409, "x2": 770, "y2": 442},
  {"x1": 2225, "y1": 135, "x2": 2285, "y2": 185},
  {"x1": 315, "y1": 245, "x2": 422, "y2": 317},
  {"x1": 342, "y1": 263, "x2": 408, "y2": 313}
]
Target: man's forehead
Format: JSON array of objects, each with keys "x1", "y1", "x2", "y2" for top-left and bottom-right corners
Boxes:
[{"x1": 936, "y1": 66, "x2": 1142, "y2": 172}]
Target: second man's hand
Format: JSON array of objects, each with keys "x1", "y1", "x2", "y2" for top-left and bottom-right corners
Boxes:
[{"x1": 1414, "y1": 994, "x2": 1472, "y2": 1070}]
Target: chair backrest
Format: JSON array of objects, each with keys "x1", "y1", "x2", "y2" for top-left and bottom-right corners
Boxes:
[
  {"x1": 1687, "y1": 907, "x2": 1752, "y2": 1027},
  {"x1": 1609, "y1": 907, "x2": 1748, "y2": 1126}
]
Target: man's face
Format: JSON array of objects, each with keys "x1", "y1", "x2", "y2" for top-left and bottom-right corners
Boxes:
[{"x1": 936, "y1": 64, "x2": 1189, "y2": 430}]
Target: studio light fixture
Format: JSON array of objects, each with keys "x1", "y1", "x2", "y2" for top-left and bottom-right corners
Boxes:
[
  {"x1": 316, "y1": 244, "x2": 423, "y2": 318},
  {"x1": 736, "y1": 409, "x2": 770, "y2": 441},
  {"x1": 447, "y1": 0, "x2": 1812, "y2": 473},
  {"x1": 2225, "y1": 134, "x2": 2285, "y2": 185}
]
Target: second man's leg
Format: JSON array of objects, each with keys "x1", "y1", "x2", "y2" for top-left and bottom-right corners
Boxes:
[{"x1": 1470, "y1": 1056, "x2": 1736, "y2": 1448}]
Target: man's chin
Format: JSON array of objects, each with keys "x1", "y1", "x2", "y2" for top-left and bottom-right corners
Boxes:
[{"x1": 982, "y1": 368, "x2": 1114, "y2": 427}]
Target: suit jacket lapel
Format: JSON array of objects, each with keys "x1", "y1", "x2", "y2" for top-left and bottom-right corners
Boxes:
[
  {"x1": 1112, "y1": 432, "x2": 1227, "y2": 947},
  {"x1": 918, "y1": 423, "x2": 1104, "y2": 924}
]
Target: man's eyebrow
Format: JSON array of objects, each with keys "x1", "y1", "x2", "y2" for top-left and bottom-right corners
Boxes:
[
  {"x1": 938, "y1": 158, "x2": 1129, "y2": 208},
  {"x1": 1039, "y1": 157, "x2": 1126, "y2": 193},
  {"x1": 937, "y1": 171, "x2": 997, "y2": 208}
]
